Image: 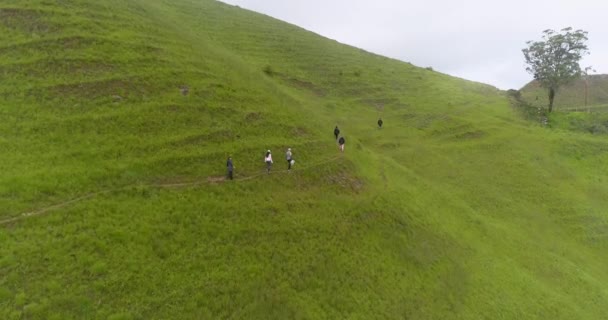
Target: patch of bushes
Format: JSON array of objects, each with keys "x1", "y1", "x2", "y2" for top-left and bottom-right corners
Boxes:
[
  {"x1": 507, "y1": 89, "x2": 548, "y2": 123},
  {"x1": 556, "y1": 112, "x2": 608, "y2": 135}
]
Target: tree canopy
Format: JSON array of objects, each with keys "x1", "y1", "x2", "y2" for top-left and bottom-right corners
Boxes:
[{"x1": 522, "y1": 27, "x2": 590, "y2": 112}]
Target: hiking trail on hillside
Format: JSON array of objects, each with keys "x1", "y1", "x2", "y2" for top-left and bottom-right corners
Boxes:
[{"x1": 0, "y1": 155, "x2": 343, "y2": 226}]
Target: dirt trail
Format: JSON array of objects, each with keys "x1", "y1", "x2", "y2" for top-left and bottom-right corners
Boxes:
[{"x1": 0, "y1": 155, "x2": 342, "y2": 226}]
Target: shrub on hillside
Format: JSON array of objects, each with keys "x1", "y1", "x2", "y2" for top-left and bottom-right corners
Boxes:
[
  {"x1": 508, "y1": 89, "x2": 549, "y2": 124},
  {"x1": 507, "y1": 89, "x2": 521, "y2": 100},
  {"x1": 263, "y1": 65, "x2": 275, "y2": 76}
]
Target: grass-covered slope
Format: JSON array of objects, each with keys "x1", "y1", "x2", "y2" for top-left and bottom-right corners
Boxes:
[
  {"x1": 521, "y1": 74, "x2": 608, "y2": 112},
  {"x1": 2, "y1": 0, "x2": 608, "y2": 319}
]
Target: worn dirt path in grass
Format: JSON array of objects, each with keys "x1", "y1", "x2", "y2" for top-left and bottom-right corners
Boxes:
[{"x1": 0, "y1": 155, "x2": 343, "y2": 226}]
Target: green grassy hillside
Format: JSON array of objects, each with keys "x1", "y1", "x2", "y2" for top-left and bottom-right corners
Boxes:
[
  {"x1": 521, "y1": 74, "x2": 608, "y2": 112},
  {"x1": 2, "y1": 1, "x2": 608, "y2": 319}
]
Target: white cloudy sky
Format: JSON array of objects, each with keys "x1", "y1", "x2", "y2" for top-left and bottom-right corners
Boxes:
[{"x1": 219, "y1": 0, "x2": 607, "y2": 90}]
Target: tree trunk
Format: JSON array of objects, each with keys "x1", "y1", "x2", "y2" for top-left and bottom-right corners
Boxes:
[{"x1": 548, "y1": 87, "x2": 556, "y2": 112}]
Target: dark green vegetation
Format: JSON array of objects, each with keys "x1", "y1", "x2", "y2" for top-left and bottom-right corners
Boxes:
[{"x1": 2, "y1": 1, "x2": 608, "y2": 319}]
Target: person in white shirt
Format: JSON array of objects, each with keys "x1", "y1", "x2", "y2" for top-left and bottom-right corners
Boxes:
[
  {"x1": 265, "y1": 150, "x2": 273, "y2": 174},
  {"x1": 286, "y1": 148, "x2": 293, "y2": 171}
]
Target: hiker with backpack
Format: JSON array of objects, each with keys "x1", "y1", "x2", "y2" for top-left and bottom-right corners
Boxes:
[
  {"x1": 378, "y1": 118, "x2": 383, "y2": 128},
  {"x1": 338, "y1": 136, "x2": 345, "y2": 152},
  {"x1": 265, "y1": 150, "x2": 273, "y2": 174},
  {"x1": 334, "y1": 126, "x2": 340, "y2": 141},
  {"x1": 226, "y1": 156, "x2": 234, "y2": 180},
  {"x1": 286, "y1": 148, "x2": 294, "y2": 171}
]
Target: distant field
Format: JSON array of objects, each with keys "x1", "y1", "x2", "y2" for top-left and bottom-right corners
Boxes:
[
  {"x1": 520, "y1": 74, "x2": 608, "y2": 111},
  {"x1": 559, "y1": 104, "x2": 608, "y2": 112},
  {"x1": 1, "y1": 1, "x2": 608, "y2": 319}
]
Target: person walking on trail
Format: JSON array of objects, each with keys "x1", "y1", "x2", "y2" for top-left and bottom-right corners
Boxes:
[
  {"x1": 334, "y1": 126, "x2": 340, "y2": 140},
  {"x1": 226, "y1": 156, "x2": 234, "y2": 180},
  {"x1": 286, "y1": 148, "x2": 294, "y2": 171},
  {"x1": 378, "y1": 118, "x2": 383, "y2": 128},
  {"x1": 265, "y1": 150, "x2": 273, "y2": 174},
  {"x1": 338, "y1": 136, "x2": 345, "y2": 152}
]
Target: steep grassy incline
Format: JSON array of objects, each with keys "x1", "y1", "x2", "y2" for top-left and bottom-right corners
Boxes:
[
  {"x1": 521, "y1": 74, "x2": 608, "y2": 112},
  {"x1": 2, "y1": 1, "x2": 608, "y2": 319}
]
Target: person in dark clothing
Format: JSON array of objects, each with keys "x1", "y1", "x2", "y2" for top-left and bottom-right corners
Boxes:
[
  {"x1": 226, "y1": 157, "x2": 234, "y2": 180},
  {"x1": 334, "y1": 126, "x2": 340, "y2": 140},
  {"x1": 378, "y1": 118, "x2": 383, "y2": 128},
  {"x1": 338, "y1": 136, "x2": 345, "y2": 152}
]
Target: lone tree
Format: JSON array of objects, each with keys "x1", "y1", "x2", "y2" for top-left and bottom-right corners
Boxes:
[{"x1": 522, "y1": 27, "x2": 590, "y2": 112}]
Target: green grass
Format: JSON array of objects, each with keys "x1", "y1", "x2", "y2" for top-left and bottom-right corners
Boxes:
[
  {"x1": 546, "y1": 111, "x2": 608, "y2": 135},
  {"x1": 2, "y1": 0, "x2": 608, "y2": 319}
]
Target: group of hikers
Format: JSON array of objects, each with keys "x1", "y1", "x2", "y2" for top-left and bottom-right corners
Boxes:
[
  {"x1": 334, "y1": 126, "x2": 346, "y2": 152},
  {"x1": 263, "y1": 148, "x2": 294, "y2": 175},
  {"x1": 225, "y1": 119, "x2": 383, "y2": 180},
  {"x1": 225, "y1": 147, "x2": 295, "y2": 180}
]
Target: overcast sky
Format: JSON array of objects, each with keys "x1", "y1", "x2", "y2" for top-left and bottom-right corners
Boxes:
[{"x1": 219, "y1": 0, "x2": 607, "y2": 90}]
